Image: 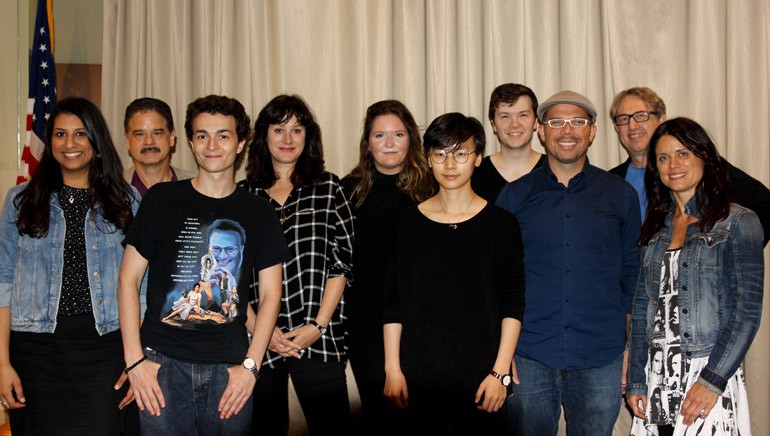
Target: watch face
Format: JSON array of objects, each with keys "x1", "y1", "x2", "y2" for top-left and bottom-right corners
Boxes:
[
  {"x1": 502, "y1": 375, "x2": 512, "y2": 386},
  {"x1": 243, "y1": 358, "x2": 256, "y2": 369}
]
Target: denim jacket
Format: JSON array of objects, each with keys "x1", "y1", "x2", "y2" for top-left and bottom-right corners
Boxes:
[
  {"x1": 627, "y1": 198, "x2": 764, "y2": 396},
  {"x1": 0, "y1": 184, "x2": 143, "y2": 335}
]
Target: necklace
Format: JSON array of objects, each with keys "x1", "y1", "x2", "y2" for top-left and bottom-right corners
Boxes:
[
  {"x1": 437, "y1": 194, "x2": 475, "y2": 229},
  {"x1": 267, "y1": 186, "x2": 289, "y2": 225},
  {"x1": 61, "y1": 185, "x2": 83, "y2": 204}
]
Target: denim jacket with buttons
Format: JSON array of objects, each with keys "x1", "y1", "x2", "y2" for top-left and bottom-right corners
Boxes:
[
  {"x1": 0, "y1": 184, "x2": 143, "y2": 335},
  {"x1": 627, "y1": 198, "x2": 764, "y2": 396}
]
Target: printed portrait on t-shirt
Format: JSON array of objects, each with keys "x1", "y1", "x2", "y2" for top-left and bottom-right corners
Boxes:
[{"x1": 161, "y1": 218, "x2": 246, "y2": 329}]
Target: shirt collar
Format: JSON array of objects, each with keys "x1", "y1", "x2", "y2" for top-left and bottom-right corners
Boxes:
[{"x1": 542, "y1": 156, "x2": 593, "y2": 190}]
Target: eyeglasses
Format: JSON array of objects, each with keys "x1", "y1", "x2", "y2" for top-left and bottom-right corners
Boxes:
[
  {"x1": 429, "y1": 149, "x2": 476, "y2": 164},
  {"x1": 543, "y1": 118, "x2": 591, "y2": 129},
  {"x1": 612, "y1": 110, "x2": 660, "y2": 126},
  {"x1": 212, "y1": 246, "x2": 238, "y2": 256}
]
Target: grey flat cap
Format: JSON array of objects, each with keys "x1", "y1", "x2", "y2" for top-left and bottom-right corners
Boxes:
[{"x1": 537, "y1": 90, "x2": 597, "y2": 123}]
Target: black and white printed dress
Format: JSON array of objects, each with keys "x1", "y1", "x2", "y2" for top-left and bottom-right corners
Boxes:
[{"x1": 631, "y1": 249, "x2": 751, "y2": 436}]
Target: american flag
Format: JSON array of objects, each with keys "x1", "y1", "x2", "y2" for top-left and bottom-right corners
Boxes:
[{"x1": 18, "y1": 0, "x2": 57, "y2": 184}]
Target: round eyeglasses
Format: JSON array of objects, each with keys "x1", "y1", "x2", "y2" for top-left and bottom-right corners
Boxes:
[
  {"x1": 543, "y1": 118, "x2": 591, "y2": 129},
  {"x1": 612, "y1": 110, "x2": 660, "y2": 126},
  {"x1": 211, "y1": 246, "x2": 238, "y2": 256},
  {"x1": 429, "y1": 149, "x2": 476, "y2": 164}
]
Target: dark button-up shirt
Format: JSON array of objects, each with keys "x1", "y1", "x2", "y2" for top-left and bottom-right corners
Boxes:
[{"x1": 497, "y1": 159, "x2": 641, "y2": 370}]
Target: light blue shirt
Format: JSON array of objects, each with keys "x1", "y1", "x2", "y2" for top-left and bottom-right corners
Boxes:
[{"x1": 625, "y1": 164, "x2": 647, "y2": 220}]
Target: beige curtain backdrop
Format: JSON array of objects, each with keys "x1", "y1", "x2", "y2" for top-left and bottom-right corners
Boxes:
[{"x1": 102, "y1": 1, "x2": 770, "y2": 434}]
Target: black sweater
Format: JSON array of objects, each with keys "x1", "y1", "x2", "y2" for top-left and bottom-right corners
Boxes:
[{"x1": 384, "y1": 203, "x2": 525, "y2": 392}]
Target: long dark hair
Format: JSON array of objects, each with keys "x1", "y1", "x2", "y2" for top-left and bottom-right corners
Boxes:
[
  {"x1": 345, "y1": 100, "x2": 433, "y2": 208},
  {"x1": 245, "y1": 95, "x2": 324, "y2": 188},
  {"x1": 14, "y1": 97, "x2": 135, "y2": 237},
  {"x1": 639, "y1": 117, "x2": 730, "y2": 245}
]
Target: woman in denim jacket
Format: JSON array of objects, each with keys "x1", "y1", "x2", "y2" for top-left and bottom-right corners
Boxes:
[
  {"x1": 627, "y1": 118, "x2": 763, "y2": 436},
  {"x1": 0, "y1": 97, "x2": 141, "y2": 435}
]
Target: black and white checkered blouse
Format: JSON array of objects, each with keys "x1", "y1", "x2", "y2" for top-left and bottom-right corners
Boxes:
[{"x1": 240, "y1": 172, "x2": 354, "y2": 365}]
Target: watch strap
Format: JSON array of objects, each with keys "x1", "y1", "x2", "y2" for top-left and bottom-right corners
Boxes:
[
  {"x1": 312, "y1": 321, "x2": 327, "y2": 335},
  {"x1": 489, "y1": 370, "x2": 511, "y2": 386}
]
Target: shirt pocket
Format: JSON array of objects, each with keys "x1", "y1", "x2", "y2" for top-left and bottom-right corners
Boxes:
[{"x1": 694, "y1": 231, "x2": 729, "y2": 272}]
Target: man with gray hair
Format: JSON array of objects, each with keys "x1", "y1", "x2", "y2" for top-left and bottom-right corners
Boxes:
[
  {"x1": 498, "y1": 90, "x2": 640, "y2": 436},
  {"x1": 609, "y1": 87, "x2": 770, "y2": 244}
]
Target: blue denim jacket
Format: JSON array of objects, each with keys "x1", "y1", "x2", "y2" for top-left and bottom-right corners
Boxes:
[
  {"x1": 0, "y1": 184, "x2": 143, "y2": 335},
  {"x1": 627, "y1": 198, "x2": 764, "y2": 396}
]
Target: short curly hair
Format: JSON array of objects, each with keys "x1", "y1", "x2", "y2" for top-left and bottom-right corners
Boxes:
[{"x1": 184, "y1": 95, "x2": 251, "y2": 143}]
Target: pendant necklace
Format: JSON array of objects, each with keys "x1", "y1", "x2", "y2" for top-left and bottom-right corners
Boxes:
[
  {"x1": 268, "y1": 187, "x2": 288, "y2": 225},
  {"x1": 438, "y1": 194, "x2": 475, "y2": 229},
  {"x1": 61, "y1": 186, "x2": 76, "y2": 204}
]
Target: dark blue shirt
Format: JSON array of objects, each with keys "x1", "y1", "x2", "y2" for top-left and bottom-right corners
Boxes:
[{"x1": 496, "y1": 159, "x2": 641, "y2": 370}]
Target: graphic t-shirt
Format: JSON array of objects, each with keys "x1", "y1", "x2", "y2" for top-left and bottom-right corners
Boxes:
[{"x1": 124, "y1": 180, "x2": 290, "y2": 364}]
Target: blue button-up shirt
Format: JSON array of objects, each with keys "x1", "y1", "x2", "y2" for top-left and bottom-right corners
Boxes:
[{"x1": 497, "y1": 159, "x2": 640, "y2": 370}]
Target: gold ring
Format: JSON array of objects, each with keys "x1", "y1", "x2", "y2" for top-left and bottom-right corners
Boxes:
[{"x1": 698, "y1": 408, "x2": 705, "y2": 416}]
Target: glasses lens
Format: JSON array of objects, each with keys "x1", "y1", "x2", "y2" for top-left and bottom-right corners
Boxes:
[
  {"x1": 547, "y1": 119, "x2": 566, "y2": 128},
  {"x1": 613, "y1": 115, "x2": 630, "y2": 126},
  {"x1": 454, "y1": 150, "x2": 470, "y2": 163},
  {"x1": 431, "y1": 151, "x2": 447, "y2": 163},
  {"x1": 632, "y1": 111, "x2": 651, "y2": 123},
  {"x1": 569, "y1": 119, "x2": 589, "y2": 128}
]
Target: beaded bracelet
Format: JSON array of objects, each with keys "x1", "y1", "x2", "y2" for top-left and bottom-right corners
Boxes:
[{"x1": 124, "y1": 355, "x2": 147, "y2": 374}]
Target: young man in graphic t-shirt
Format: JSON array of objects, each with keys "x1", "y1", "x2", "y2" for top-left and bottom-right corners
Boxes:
[{"x1": 118, "y1": 95, "x2": 289, "y2": 435}]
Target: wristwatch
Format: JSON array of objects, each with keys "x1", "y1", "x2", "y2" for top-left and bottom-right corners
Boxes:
[
  {"x1": 312, "y1": 321, "x2": 327, "y2": 335},
  {"x1": 243, "y1": 357, "x2": 260, "y2": 381},
  {"x1": 489, "y1": 370, "x2": 512, "y2": 387}
]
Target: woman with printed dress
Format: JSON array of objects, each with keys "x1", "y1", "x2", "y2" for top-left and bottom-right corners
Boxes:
[{"x1": 627, "y1": 117, "x2": 763, "y2": 436}]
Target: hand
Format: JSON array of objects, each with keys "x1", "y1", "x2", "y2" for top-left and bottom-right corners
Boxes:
[
  {"x1": 126, "y1": 358, "x2": 165, "y2": 416},
  {"x1": 681, "y1": 381, "x2": 718, "y2": 426},
  {"x1": 627, "y1": 394, "x2": 647, "y2": 419},
  {"x1": 475, "y1": 375, "x2": 507, "y2": 413},
  {"x1": 114, "y1": 371, "x2": 135, "y2": 409},
  {"x1": 218, "y1": 365, "x2": 257, "y2": 420},
  {"x1": 621, "y1": 348, "x2": 629, "y2": 395},
  {"x1": 267, "y1": 327, "x2": 302, "y2": 358},
  {"x1": 282, "y1": 324, "x2": 322, "y2": 358},
  {"x1": 383, "y1": 370, "x2": 409, "y2": 409},
  {"x1": 0, "y1": 363, "x2": 25, "y2": 409}
]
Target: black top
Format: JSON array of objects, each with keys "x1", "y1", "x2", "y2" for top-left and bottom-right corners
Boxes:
[
  {"x1": 471, "y1": 154, "x2": 546, "y2": 203},
  {"x1": 341, "y1": 171, "x2": 416, "y2": 364},
  {"x1": 610, "y1": 157, "x2": 770, "y2": 246},
  {"x1": 239, "y1": 172, "x2": 354, "y2": 365},
  {"x1": 384, "y1": 203, "x2": 525, "y2": 392},
  {"x1": 125, "y1": 180, "x2": 290, "y2": 364},
  {"x1": 58, "y1": 186, "x2": 92, "y2": 317}
]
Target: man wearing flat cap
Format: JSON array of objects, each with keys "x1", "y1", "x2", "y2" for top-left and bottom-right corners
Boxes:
[{"x1": 497, "y1": 90, "x2": 640, "y2": 436}]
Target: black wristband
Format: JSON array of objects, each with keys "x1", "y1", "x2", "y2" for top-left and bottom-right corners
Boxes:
[{"x1": 124, "y1": 355, "x2": 147, "y2": 374}]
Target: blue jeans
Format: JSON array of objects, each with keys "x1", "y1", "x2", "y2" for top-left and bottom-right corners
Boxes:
[
  {"x1": 139, "y1": 348, "x2": 252, "y2": 435},
  {"x1": 507, "y1": 352, "x2": 622, "y2": 436}
]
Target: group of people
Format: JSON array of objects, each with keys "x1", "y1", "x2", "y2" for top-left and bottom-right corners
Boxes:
[{"x1": 0, "y1": 83, "x2": 765, "y2": 436}]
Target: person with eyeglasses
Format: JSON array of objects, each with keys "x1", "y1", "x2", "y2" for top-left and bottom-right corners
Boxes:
[
  {"x1": 383, "y1": 112, "x2": 525, "y2": 434},
  {"x1": 609, "y1": 87, "x2": 770, "y2": 245},
  {"x1": 497, "y1": 90, "x2": 641, "y2": 436}
]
